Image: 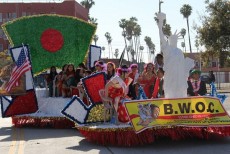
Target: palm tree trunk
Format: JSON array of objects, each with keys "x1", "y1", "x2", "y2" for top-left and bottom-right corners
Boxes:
[
  {"x1": 123, "y1": 36, "x2": 129, "y2": 62},
  {"x1": 183, "y1": 37, "x2": 186, "y2": 52},
  {"x1": 136, "y1": 38, "x2": 140, "y2": 63},
  {"x1": 186, "y1": 18, "x2": 192, "y2": 53},
  {"x1": 148, "y1": 48, "x2": 150, "y2": 62},
  {"x1": 131, "y1": 38, "x2": 135, "y2": 62},
  {"x1": 110, "y1": 44, "x2": 113, "y2": 58},
  {"x1": 108, "y1": 44, "x2": 110, "y2": 58},
  {"x1": 135, "y1": 36, "x2": 138, "y2": 62}
]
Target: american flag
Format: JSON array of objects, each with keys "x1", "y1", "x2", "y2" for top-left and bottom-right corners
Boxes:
[{"x1": 5, "y1": 46, "x2": 31, "y2": 92}]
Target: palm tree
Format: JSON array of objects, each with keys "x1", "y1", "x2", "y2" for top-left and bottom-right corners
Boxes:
[
  {"x1": 181, "y1": 42, "x2": 185, "y2": 52},
  {"x1": 133, "y1": 24, "x2": 141, "y2": 62},
  {"x1": 195, "y1": 39, "x2": 201, "y2": 70},
  {"x1": 138, "y1": 45, "x2": 144, "y2": 63},
  {"x1": 119, "y1": 19, "x2": 129, "y2": 61},
  {"x1": 144, "y1": 36, "x2": 155, "y2": 62},
  {"x1": 93, "y1": 35, "x2": 98, "y2": 45},
  {"x1": 126, "y1": 17, "x2": 137, "y2": 62},
  {"x1": 162, "y1": 23, "x2": 172, "y2": 37},
  {"x1": 104, "y1": 32, "x2": 112, "y2": 58},
  {"x1": 180, "y1": 4, "x2": 192, "y2": 53},
  {"x1": 101, "y1": 46, "x2": 105, "y2": 58},
  {"x1": 89, "y1": 17, "x2": 98, "y2": 26},
  {"x1": 80, "y1": 0, "x2": 95, "y2": 11},
  {"x1": 80, "y1": 0, "x2": 95, "y2": 22},
  {"x1": 180, "y1": 28, "x2": 186, "y2": 52},
  {"x1": 119, "y1": 17, "x2": 141, "y2": 62},
  {"x1": 114, "y1": 49, "x2": 119, "y2": 59}
]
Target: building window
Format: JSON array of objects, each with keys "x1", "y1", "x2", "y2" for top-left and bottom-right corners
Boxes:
[
  {"x1": 195, "y1": 61, "x2": 199, "y2": 67},
  {"x1": 12, "y1": 13, "x2": 17, "y2": 19},
  {"x1": 0, "y1": 13, "x2": 2, "y2": 22},
  {"x1": 22, "y1": 12, "x2": 27, "y2": 16},
  {"x1": 212, "y1": 62, "x2": 217, "y2": 67},
  {"x1": 0, "y1": 44, "x2": 3, "y2": 51},
  {"x1": 0, "y1": 29, "x2": 3, "y2": 38}
]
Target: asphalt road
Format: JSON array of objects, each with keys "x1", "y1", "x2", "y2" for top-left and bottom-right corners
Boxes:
[{"x1": 0, "y1": 94, "x2": 230, "y2": 154}]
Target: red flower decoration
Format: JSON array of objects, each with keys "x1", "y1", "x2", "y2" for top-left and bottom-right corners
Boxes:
[
  {"x1": 40, "y1": 28, "x2": 64, "y2": 52},
  {"x1": 82, "y1": 73, "x2": 106, "y2": 104},
  {"x1": 4, "y1": 90, "x2": 38, "y2": 117}
]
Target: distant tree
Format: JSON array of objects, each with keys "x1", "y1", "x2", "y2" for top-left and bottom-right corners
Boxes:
[
  {"x1": 181, "y1": 42, "x2": 185, "y2": 52},
  {"x1": 119, "y1": 17, "x2": 142, "y2": 62},
  {"x1": 196, "y1": 0, "x2": 230, "y2": 67},
  {"x1": 119, "y1": 19, "x2": 129, "y2": 61},
  {"x1": 114, "y1": 49, "x2": 119, "y2": 59},
  {"x1": 80, "y1": 0, "x2": 96, "y2": 23},
  {"x1": 144, "y1": 36, "x2": 155, "y2": 62},
  {"x1": 180, "y1": 28, "x2": 187, "y2": 52},
  {"x1": 80, "y1": 0, "x2": 95, "y2": 11},
  {"x1": 180, "y1": 4, "x2": 192, "y2": 53},
  {"x1": 105, "y1": 32, "x2": 112, "y2": 58},
  {"x1": 93, "y1": 35, "x2": 98, "y2": 45},
  {"x1": 138, "y1": 45, "x2": 144, "y2": 63},
  {"x1": 195, "y1": 39, "x2": 199, "y2": 52},
  {"x1": 101, "y1": 46, "x2": 105, "y2": 57},
  {"x1": 162, "y1": 23, "x2": 172, "y2": 37},
  {"x1": 89, "y1": 17, "x2": 98, "y2": 26}
]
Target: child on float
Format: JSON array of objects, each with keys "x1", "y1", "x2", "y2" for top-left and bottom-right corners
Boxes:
[
  {"x1": 128, "y1": 64, "x2": 139, "y2": 83},
  {"x1": 152, "y1": 68, "x2": 165, "y2": 98},
  {"x1": 138, "y1": 63, "x2": 156, "y2": 99},
  {"x1": 104, "y1": 65, "x2": 133, "y2": 123},
  {"x1": 130, "y1": 82, "x2": 147, "y2": 100},
  {"x1": 70, "y1": 67, "x2": 85, "y2": 97},
  {"x1": 45, "y1": 66, "x2": 58, "y2": 97},
  {"x1": 127, "y1": 63, "x2": 140, "y2": 99},
  {"x1": 62, "y1": 64, "x2": 76, "y2": 97},
  {"x1": 154, "y1": 53, "x2": 164, "y2": 72},
  {"x1": 56, "y1": 64, "x2": 68, "y2": 97},
  {"x1": 106, "y1": 62, "x2": 116, "y2": 81},
  {"x1": 187, "y1": 69, "x2": 207, "y2": 96}
]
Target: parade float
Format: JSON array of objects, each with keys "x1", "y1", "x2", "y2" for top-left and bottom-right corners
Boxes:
[
  {"x1": 0, "y1": 14, "x2": 96, "y2": 128},
  {"x1": 0, "y1": 12, "x2": 230, "y2": 147}
]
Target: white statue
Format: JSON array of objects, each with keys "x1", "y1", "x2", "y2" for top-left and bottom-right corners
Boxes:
[{"x1": 157, "y1": 12, "x2": 194, "y2": 98}]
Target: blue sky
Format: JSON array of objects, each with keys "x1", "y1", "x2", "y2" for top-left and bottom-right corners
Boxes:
[{"x1": 7, "y1": 0, "x2": 212, "y2": 62}]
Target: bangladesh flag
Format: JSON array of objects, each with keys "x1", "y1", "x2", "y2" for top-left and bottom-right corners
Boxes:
[{"x1": 1, "y1": 15, "x2": 96, "y2": 74}]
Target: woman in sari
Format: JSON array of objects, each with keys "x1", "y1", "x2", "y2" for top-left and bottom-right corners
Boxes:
[{"x1": 138, "y1": 63, "x2": 156, "y2": 99}]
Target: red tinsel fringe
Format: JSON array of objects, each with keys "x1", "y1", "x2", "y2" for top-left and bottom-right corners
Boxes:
[
  {"x1": 12, "y1": 116, "x2": 75, "y2": 129},
  {"x1": 78, "y1": 126, "x2": 230, "y2": 146}
]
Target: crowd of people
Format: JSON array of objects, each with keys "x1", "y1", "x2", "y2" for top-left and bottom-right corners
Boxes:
[
  {"x1": 43, "y1": 53, "x2": 212, "y2": 124},
  {"x1": 44, "y1": 53, "x2": 210, "y2": 103}
]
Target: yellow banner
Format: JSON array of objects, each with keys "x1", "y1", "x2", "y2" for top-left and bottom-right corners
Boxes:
[{"x1": 124, "y1": 96, "x2": 230, "y2": 133}]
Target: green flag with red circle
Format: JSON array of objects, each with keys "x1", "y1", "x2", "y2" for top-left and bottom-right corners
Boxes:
[{"x1": 2, "y1": 15, "x2": 96, "y2": 74}]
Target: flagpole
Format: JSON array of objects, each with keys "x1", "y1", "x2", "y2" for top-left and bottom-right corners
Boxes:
[{"x1": 119, "y1": 47, "x2": 125, "y2": 67}]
